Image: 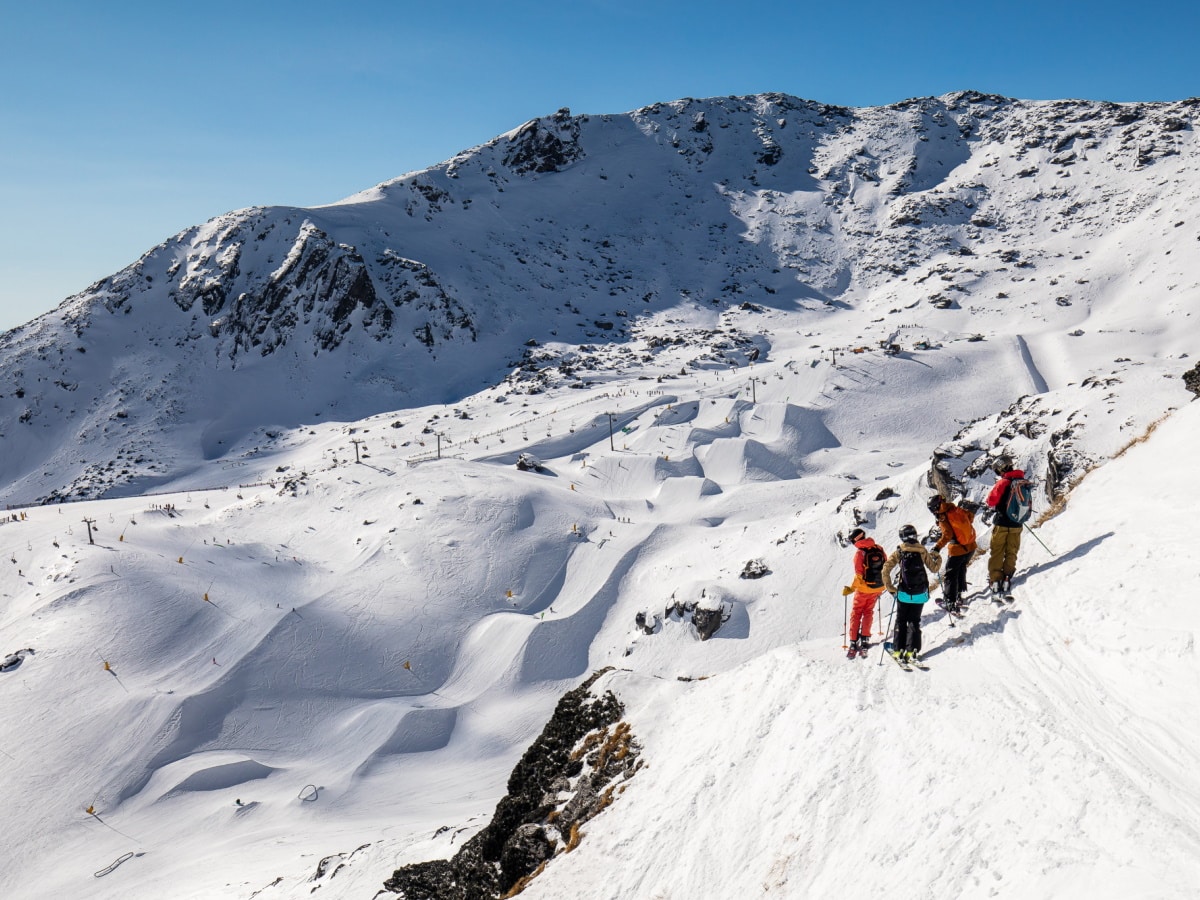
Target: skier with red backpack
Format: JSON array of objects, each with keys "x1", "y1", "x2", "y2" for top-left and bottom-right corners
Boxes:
[
  {"x1": 843, "y1": 527, "x2": 886, "y2": 658},
  {"x1": 985, "y1": 456, "x2": 1033, "y2": 602},
  {"x1": 928, "y1": 495, "x2": 978, "y2": 614},
  {"x1": 882, "y1": 525, "x2": 942, "y2": 668}
]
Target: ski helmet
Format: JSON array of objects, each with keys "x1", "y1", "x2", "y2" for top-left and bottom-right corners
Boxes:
[
  {"x1": 848, "y1": 527, "x2": 866, "y2": 543},
  {"x1": 899, "y1": 524, "x2": 918, "y2": 543},
  {"x1": 927, "y1": 495, "x2": 943, "y2": 513},
  {"x1": 992, "y1": 454, "x2": 1014, "y2": 475}
]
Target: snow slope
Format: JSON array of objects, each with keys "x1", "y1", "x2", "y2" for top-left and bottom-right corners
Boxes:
[
  {"x1": 0, "y1": 91, "x2": 1198, "y2": 900},
  {"x1": 526, "y1": 404, "x2": 1200, "y2": 900}
]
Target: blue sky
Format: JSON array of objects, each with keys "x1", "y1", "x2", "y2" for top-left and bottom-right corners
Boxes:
[{"x1": 1, "y1": 0, "x2": 1196, "y2": 330}]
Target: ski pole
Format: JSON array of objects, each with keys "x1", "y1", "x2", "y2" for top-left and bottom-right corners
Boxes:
[
  {"x1": 840, "y1": 588, "x2": 849, "y2": 652},
  {"x1": 1023, "y1": 522, "x2": 1055, "y2": 557},
  {"x1": 877, "y1": 594, "x2": 897, "y2": 666}
]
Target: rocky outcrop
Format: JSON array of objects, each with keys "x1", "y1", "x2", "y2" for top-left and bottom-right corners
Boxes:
[
  {"x1": 383, "y1": 669, "x2": 640, "y2": 899},
  {"x1": 502, "y1": 108, "x2": 584, "y2": 175},
  {"x1": 665, "y1": 590, "x2": 732, "y2": 641},
  {"x1": 1184, "y1": 360, "x2": 1200, "y2": 399},
  {"x1": 739, "y1": 558, "x2": 770, "y2": 579}
]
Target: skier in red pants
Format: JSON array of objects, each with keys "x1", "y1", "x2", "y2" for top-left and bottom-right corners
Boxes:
[{"x1": 843, "y1": 527, "x2": 887, "y2": 656}]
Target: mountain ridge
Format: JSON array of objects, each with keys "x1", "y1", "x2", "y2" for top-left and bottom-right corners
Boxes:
[{"x1": 2, "y1": 91, "x2": 1197, "y2": 505}]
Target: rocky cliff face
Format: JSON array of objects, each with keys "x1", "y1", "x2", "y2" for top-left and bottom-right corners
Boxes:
[
  {"x1": 1, "y1": 91, "x2": 1197, "y2": 503},
  {"x1": 383, "y1": 669, "x2": 639, "y2": 900}
]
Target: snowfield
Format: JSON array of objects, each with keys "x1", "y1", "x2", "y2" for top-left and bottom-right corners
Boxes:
[{"x1": 0, "y1": 91, "x2": 1199, "y2": 899}]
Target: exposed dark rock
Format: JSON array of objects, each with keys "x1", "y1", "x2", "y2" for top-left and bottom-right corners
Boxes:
[
  {"x1": 516, "y1": 453, "x2": 544, "y2": 472},
  {"x1": 0, "y1": 648, "x2": 35, "y2": 672},
  {"x1": 1183, "y1": 360, "x2": 1200, "y2": 399},
  {"x1": 503, "y1": 108, "x2": 584, "y2": 175},
  {"x1": 663, "y1": 591, "x2": 732, "y2": 641},
  {"x1": 383, "y1": 669, "x2": 636, "y2": 899},
  {"x1": 634, "y1": 611, "x2": 659, "y2": 635},
  {"x1": 739, "y1": 558, "x2": 770, "y2": 579},
  {"x1": 692, "y1": 606, "x2": 726, "y2": 640},
  {"x1": 500, "y1": 824, "x2": 555, "y2": 886}
]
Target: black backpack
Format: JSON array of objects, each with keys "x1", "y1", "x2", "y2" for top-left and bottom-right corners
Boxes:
[
  {"x1": 861, "y1": 546, "x2": 886, "y2": 589},
  {"x1": 896, "y1": 549, "x2": 929, "y2": 595}
]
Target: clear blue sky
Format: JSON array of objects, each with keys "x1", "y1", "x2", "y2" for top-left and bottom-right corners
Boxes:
[{"x1": 1, "y1": 0, "x2": 1196, "y2": 330}]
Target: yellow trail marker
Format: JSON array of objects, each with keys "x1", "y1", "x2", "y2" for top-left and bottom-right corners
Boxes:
[
  {"x1": 177, "y1": 556, "x2": 184, "y2": 564},
  {"x1": 402, "y1": 660, "x2": 412, "y2": 671},
  {"x1": 85, "y1": 805, "x2": 96, "y2": 815},
  {"x1": 203, "y1": 593, "x2": 210, "y2": 602},
  {"x1": 505, "y1": 589, "x2": 514, "y2": 598},
  {"x1": 102, "y1": 661, "x2": 110, "y2": 672}
]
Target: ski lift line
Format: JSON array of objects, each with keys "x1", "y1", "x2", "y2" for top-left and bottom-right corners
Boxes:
[
  {"x1": 3, "y1": 482, "x2": 234, "y2": 512},
  {"x1": 407, "y1": 393, "x2": 649, "y2": 464},
  {"x1": 460, "y1": 391, "x2": 616, "y2": 443}
]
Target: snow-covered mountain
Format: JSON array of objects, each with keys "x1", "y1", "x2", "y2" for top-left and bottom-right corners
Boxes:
[
  {"x1": 1, "y1": 92, "x2": 1199, "y2": 900},
  {"x1": 2, "y1": 92, "x2": 1198, "y2": 504}
]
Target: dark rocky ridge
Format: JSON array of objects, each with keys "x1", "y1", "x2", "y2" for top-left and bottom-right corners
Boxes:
[{"x1": 383, "y1": 668, "x2": 640, "y2": 899}]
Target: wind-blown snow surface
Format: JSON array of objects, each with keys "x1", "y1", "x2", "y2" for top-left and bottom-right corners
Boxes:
[{"x1": 0, "y1": 92, "x2": 1199, "y2": 899}]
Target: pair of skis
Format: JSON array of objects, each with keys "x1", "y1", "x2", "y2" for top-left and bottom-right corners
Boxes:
[{"x1": 884, "y1": 644, "x2": 929, "y2": 671}]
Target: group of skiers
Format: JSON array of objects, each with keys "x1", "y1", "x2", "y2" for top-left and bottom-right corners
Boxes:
[{"x1": 843, "y1": 457, "x2": 1033, "y2": 668}]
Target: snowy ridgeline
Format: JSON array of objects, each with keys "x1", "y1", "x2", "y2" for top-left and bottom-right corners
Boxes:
[
  {"x1": 0, "y1": 90, "x2": 1198, "y2": 900},
  {"x1": 1, "y1": 91, "x2": 1199, "y2": 504}
]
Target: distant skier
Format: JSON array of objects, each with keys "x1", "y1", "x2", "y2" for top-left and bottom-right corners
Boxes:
[
  {"x1": 985, "y1": 456, "x2": 1032, "y2": 601},
  {"x1": 844, "y1": 527, "x2": 887, "y2": 656},
  {"x1": 882, "y1": 525, "x2": 941, "y2": 666},
  {"x1": 928, "y1": 495, "x2": 978, "y2": 613}
]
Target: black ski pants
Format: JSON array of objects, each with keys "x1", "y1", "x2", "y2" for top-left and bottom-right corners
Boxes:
[
  {"x1": 944, "y1": 553, "x2": 969, "y2": 605},
  {"x1": 894, "y1": 599, "x2": 925, "y2": 654}
]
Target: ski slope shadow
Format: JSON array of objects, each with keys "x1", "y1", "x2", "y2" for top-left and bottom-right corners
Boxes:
[
  {"x1": 1018, "y1": 531, "x2": 1114, "y2": 582},
  {"x1": 1015, "y1": 334, "x2": 1050, "y2": 395},
  {"x1": 159, "y1": 757, "x2": 278, "y2": 801},
  {"x1": 694, "y1": 404, "x2": 838, "y2": 485},
  {"x1": 519, "y1": 528, "x2": 665, "y2": 683},
  {"x1": 354, "y1": 707, "x2": 458, "y2": 777},
  {"x1": 921, "y1": 607, "x2": 1021, "y2": 661}
]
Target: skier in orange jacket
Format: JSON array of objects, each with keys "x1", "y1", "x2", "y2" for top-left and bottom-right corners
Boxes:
[{"x1": 929, "y1": 495, "x2": 978, "y2": 613}]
